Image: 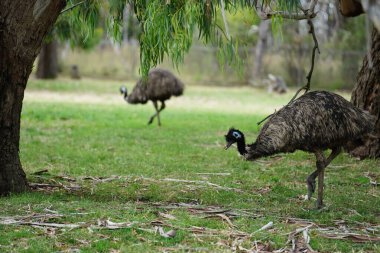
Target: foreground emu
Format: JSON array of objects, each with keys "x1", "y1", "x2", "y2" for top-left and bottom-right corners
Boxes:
[
  {"x1": 225, "y1": 91, "x2": 375, "y2": 209},
  {"x1": 120, "y1": 69, "x2": 184, "y2": 126}
]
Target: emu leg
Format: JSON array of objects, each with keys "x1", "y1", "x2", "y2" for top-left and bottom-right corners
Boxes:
[
  {"x1": 307, "y1": 170, "x2": 319, "y2": 200},
  {"x1": 148, "y1": 101, "x2": 165, "y2": 126},
  {"x1": 307, "y1": 148, "x2": 341, "y2": 201},
  {"x1": 315, "y1": 151, "x2": 327, "y2": 209},
  {"x1": 156, "y1": 101, "x2": 165, "y2": 126},
  {"x1": 148, "y1": 101, "x2": 159, "y2": 125},
  {"x1": 326, "y1": 147, "x2": 341, "y2": 166}
]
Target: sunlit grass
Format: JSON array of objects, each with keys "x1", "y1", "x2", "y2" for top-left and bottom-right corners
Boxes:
[{"x1": 0, "y1": 79, "x2": 378, "y2": 252}]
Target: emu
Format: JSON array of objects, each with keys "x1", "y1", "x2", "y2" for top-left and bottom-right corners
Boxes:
[
  {"x1": 225, "y1": 91, "x2": 375, "y2": 209},
  {"x1": 120, "y1": 69, "x2": 184, "y2": 126}
]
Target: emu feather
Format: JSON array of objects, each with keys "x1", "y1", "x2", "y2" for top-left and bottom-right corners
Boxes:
[
  {"x1": 120, "y1": 69, "x2": 184, "y2": 126},
  {"x1": 225, "y1": 91, "x2": 375, "y2": 209}
]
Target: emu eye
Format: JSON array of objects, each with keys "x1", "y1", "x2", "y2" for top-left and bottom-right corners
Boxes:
[{"x1": 232, "y1": 131, "x2": 241, "y2": 139}]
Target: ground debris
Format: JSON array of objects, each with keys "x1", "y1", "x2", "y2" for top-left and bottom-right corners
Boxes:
[
  {"x1": 254, "y1": 221, "x2": 274, "y2": 233},
  {"x1": 196, "y1": 172, "x2": 231, "y2": 176},
  {"x1": 96, "y1": 219, "x2": 136, "y2": 229},
  {"x1": 29, "y1": 181, "x2": 81, "y2": 192},
  {"x1": 316, "y1": 228, "x2": 380, "y2": 243},
  {"x1": 149, "y1": 201, "x2": 262, "y2": 220},
  {"x1": 364, "y1": 171, "x2": 379, "y2": 186},
  {"x1": 155, "y1": 226, "x2": 176, "y2": 238},
  {"x1": 285, "y1": 225, "x2": 315, "y2": 253},
  {"x1": 80, "y1": 175, "x2": 123, "y2": 183},
  {"x1": 149, "y1": 177, "x2": 243, "y2": 192}
]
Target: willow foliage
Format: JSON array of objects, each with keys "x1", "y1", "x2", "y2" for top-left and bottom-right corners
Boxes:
[{"x1": 60, "y1": 0, "x2": 301, "y2": 76}]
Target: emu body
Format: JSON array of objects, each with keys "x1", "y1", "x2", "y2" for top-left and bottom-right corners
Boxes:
[
  {"x1": 120, "y1": 69, "x2": 184, "y2": 126},
  {"x1": 225, "y1": 91, "x2": 375, "y2": 209}
]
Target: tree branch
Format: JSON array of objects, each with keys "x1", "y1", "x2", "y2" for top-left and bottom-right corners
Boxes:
[
  {"x1": 259, "y1": 11, "x2": 317, "y2": 20},
  {"x1": 220, "y1": 0, "x2": 231, "y2": 40},
  {"x1": 60, "y1": 0, "x2": 85, "y2": 14},
  {"x1": 256, "y1": 0, "x2": 319, "y2": 21},
  {"x1": 307, "y1": 0, "x2": 319, "y2": 15},
  {"x1": 257, "y1": 17, "x2": 320, "y2": 125}
]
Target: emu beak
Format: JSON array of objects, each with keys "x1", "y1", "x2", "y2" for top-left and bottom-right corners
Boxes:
[
  {"x1": 225, "y1": 141, "x2": 234, "y2": 150},
  {"x1": 120, "y1": 86, "x2": 128, "y2": 96}
]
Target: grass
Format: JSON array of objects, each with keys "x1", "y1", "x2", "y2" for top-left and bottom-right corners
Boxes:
[{"x1": 0, "y1": 78, "x2": 379, "y2": 252}]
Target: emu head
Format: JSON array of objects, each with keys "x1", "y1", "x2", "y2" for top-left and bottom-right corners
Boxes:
[
  {"x1": 224, "y1": 128, "x2": 244, "y2": 150},
  {"x1": 120, "y1": 86, "x2": 128, "y2": 99}
]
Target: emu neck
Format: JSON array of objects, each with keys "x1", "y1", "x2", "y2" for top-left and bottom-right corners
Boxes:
[{"x1": 237, "y1": 138, "x2": 247, "y2": 156}]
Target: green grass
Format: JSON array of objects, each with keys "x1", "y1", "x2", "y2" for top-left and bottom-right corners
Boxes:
[{"x1": 0, "y1": 79, "x2": 379, "y2": 252}]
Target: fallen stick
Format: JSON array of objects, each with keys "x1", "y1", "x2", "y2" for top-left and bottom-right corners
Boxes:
[
  {"x1": 196, "y1": 173, "x2": 231, "y2": 176},
  {"x1": 161, "y1": 178, "x2": 242, "y2": 192},
  {"x1": 32, "y1": 169, "x2": 49, "y2": 175}
]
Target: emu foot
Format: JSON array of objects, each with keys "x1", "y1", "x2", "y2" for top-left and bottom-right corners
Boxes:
[
  {"x1": 306, "y1": 179, "x2": 316, "y2": 200},
  {"x1": 316, "y1": 199, "x2": 324, "y2": 209},
  {"x1": 147, "y1": 118, "x2": 154, "y2": 125}
]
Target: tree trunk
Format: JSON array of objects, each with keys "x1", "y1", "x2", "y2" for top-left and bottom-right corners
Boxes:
[
  {"x1": 0, "y1": 0, "x2": 66, "y2": 195},
  {"x1": 338, "y1": 0, "x2": 364, "y2": 17},
  {"x1": 252, "y1": 20, "x2": 270, "y2": 79},
  {"x1": 36, "y1": 39, "x2": 59, "y2": 79},
  {"x1": 350, "y1": 27, "x2": 380, "y2": 158}
]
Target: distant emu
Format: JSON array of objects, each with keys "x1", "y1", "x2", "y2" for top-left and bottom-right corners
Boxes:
[
  {"x1": 225, "y1": 91, "x2": 375, "y2": 209},
  {"x1": 120, "y1": 69, "x2": 184, "y2": 126}
]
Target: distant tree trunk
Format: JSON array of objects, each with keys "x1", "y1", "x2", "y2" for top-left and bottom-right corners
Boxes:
[
  {"x1": 338, "y1": 0, "x2": 364, "y2": 17},
  {"x1": 0, "y1": 0, "x2": 66, "y2": 195},
  {"x1": 252, "y1": 20, "x2": 270, "y2": 79},
  {"x1": 36, "y1": 39, "x2": 59, "y2": 79},
  {"x1": 341, "y1": 51, "x2": 360, "y2": 88},
  {"x1": 350, "y1": 27, "x2": 380, "y2": 158}
]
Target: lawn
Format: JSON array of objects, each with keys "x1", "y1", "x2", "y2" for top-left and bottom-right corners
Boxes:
[{"x1": 0, "y1": 78, "x2": 379, "y2": 252}]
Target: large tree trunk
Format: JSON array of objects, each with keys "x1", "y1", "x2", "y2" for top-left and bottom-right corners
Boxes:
[
  {"x1": 0, "y1": 0, "x2": 66, "y2": 195},
  {"x1": 36, "y1": 39, "x2": 59, "y2": 79},
  {"x1": 350, "y1": 27, "x2": 380, "y2": 158}
]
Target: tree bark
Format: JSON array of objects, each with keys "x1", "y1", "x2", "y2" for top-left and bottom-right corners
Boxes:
[
  {"x1": 350, "y1": 27, "x2": 380, "y2": 158},
  {"x1": 252, "y1": 20, "x2": 270, "y2": 79},
  {"x1": 338, "y1": 0, "x2": 364, "y2": 17},
  {"x1": 0, "y1": 0, "x2": 66, "y2": 195},
  {"x1": 36, "y1": 39, "x2": 59, "y2": 79}
]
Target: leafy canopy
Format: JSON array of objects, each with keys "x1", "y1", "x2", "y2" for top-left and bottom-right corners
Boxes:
[{"x1": 60, "y1": 0, "x2": 301, "y2": 76}]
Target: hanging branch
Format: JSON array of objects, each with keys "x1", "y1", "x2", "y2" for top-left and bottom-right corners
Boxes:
[
  {"x1": 259, "y1": 11, "x2": 316, "y2": 20},
  {"x1": 288, "y1": 18, "x2": 320, "y2": 103},
  {"x1": 257, "y1": 14, "x2": 320, "y2": 126},
  {"x1": 256, "y1": 0, "x2": 318, "y2": 20},
  {"x1": 60, "y1": 0, "x2": 86, "y2": 14},
  {"x1": 220, "y1": 0, "x2": 231, "y2": 40}
]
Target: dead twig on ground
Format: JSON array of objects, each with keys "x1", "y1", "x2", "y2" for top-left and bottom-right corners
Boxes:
[
  {"x1": 196, "y1": 173, "x2": 231, "y2": 176},
  {"x1": 140, "y1": 177, "x2": 243, "y2": 192}
]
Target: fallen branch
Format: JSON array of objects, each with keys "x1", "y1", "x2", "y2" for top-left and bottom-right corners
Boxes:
[
  {"x1": 254, "y1": 221, "x2": 274, "y2": 233},
  {"x1": 32, "y1": 169, "x2": 49, "y2": 175},
  {"x1": 204, "y1": 213, "x2": 235, "y2": 228},
  {"x1": 97, "y1": 219, "x2": 136, "y2": 230},
  {"x1": 196, "y1": 173, "x2": 231, "y2": 176},
  {"x1": 1, "y1": 219, "x2": 81, "y2": 229},
  {"x1": 29, "y1": 182, "x2": 81, "y2": 191},
  {"x1": 318, "y1": 231, "x2": 380, "y2": 243},
  {"x1": 140, "y1": 177, "x2": 242, "y2": 192}
]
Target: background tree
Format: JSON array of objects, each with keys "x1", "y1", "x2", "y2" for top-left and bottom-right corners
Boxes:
[{"x1": 36, "y1": 39, "x2": 60, "y2": 79}]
